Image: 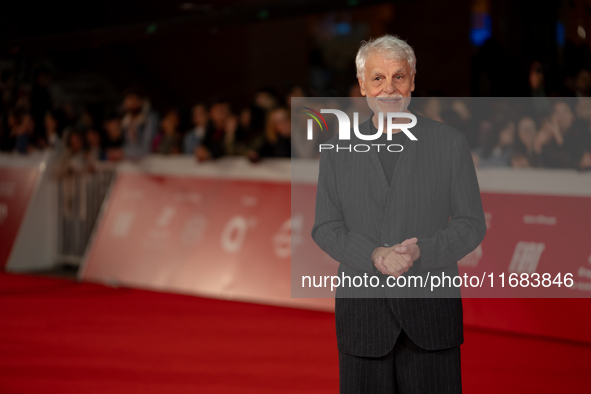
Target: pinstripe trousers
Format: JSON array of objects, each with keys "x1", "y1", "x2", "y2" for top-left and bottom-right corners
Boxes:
[{"x1": 338, "y1": 329, "x2": 462, "y2": 394}]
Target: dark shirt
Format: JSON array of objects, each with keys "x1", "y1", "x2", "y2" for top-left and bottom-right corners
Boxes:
[
  {"x1": 367, "y1": 118, "x2": 408, "y2": 186},
  {"x1": 259, "y1": 134, "x2": 291, "y2": 158},
  {"x1": 201, "y1": 121, "x2": 225, "y2": 158}
]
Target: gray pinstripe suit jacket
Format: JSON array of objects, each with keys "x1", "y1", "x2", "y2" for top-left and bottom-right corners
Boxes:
[{"x1": 311, "y1": 113, "x2": 487, "y2": 357}]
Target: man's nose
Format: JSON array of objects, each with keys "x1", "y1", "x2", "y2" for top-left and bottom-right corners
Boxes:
[{"x1": 384, "y1": 80, "x2": 396, "y2": 94}]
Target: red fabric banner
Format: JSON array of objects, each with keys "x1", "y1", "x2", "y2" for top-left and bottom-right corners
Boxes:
[{"x1": 0, "y1": 167, "x2": 39, "y2": 269}]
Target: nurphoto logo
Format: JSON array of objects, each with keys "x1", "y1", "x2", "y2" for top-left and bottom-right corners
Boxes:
[{"x1": 303, "y1": 107, "x2": 417, "y2": 152}]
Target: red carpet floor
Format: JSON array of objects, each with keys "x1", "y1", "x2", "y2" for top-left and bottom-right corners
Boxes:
[{"x1": 1, "y1": 272, "x2": 589, "y2": 393}]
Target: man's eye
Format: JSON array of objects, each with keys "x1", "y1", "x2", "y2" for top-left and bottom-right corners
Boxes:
[{"x1": 396, "y1": 75, "x2": 403, "y2": 79}]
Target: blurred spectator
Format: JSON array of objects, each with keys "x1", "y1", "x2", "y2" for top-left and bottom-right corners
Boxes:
[
  {"x1": 529, "y1": 61, "x2": 546, "y2": 97},
  {"x1": 575, "y1": 97, "x2": 591, "y2": 124},
  {"x1": 539, "y1": 100, "x2": 591, "y2": 169},
  {"x1": 120, "y1": 88, "x2": 159, "y2": 159},
  {"x1": 1, "y1": 108, "x2": 17, "y2": 152},
  {"x1": 43, "y1": 110, "x2": 62, "y2": 150},
  {"x1": 286, "y1": 85, "x2": 308, "y2": 108},
  {"x1": 55, "y1": 129, "x2": 89, "y2": 176},
  {"x1": 421, "y1": 97, "x2": 444, "y2": 123},
  {"x1": 14, "y1": 86, "x2": 31, "y2": 111},
  {"x1": 196, "y1": 100, "x2": 236, "y2": 161},
  {"x1": 573, "y1": 69, "x2": 591, "y2": 97},
  {"x1": 8, "y1": 109, "x2": 36, "y2": 154},
  {"x1": 511, "y1": 116, "x2": 539, "y2": 168},
  {"x1": 249, "y1": 88, "x2": 279, "y2": 137},
  {"x1": 152, "y1": 109, "x2": 181, "y2": 155},
  {"x1": 86, "y1": 128, "x2": 103, "y2": 163},
  {"x1": 249, "y1": 107, "x2": 291, "y2": 161},
  {"x1": 60, "y1": 103, "x2": 78, "y2": 130},
  {"x1": 254, "y1": 88, "x2": 279, "y2": 112},
  {"x1": 442, "y1": 99, "x2": 478, "y2": 149},
  {"x1": 30, "y1": 68, "x2": 53, "y2": 146},
  {"x1": 473, "y1": 120, "x2": 515, "y2": 167},
  {"x1": 183, "y1": 103, "x2": 209, "y2": 155},
  {"x1": 232, "y1": 107, "x2": 266, "y2": 156},
  {"x1": 78, "y1": 108, "x2": 94, "y2": 130},
  {"x1": 102, "y1": 111, "x2": 125, "y2": 161},
  {"x1": 0, "y1": 69, "x2": 15, "y2": 112}
]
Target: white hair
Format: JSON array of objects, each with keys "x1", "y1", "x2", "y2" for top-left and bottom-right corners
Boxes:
[{"x1": 355, "y1": 35, "x2": 416, "y2": 80}]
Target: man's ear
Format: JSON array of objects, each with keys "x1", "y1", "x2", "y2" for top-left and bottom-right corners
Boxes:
[
  {"x1": 411, "y1": 73, "x2": 416, "y2": 92},
  {"x1": 357, "y1": 77, "x2": 366, "y2": 96}
]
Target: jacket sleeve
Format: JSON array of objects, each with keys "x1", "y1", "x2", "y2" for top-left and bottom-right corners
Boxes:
[
  {"x1": 415, "y1": 133, "x2": 487, "y2": 274},
  {"x1": 311, "y1": 150, "x2": 381, "y2": 274}
]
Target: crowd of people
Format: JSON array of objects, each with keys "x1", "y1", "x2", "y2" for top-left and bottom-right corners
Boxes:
[
  {"x1": 1, "y1": 67, "x2": 590, "y2": 172},
  {"x1": 0, "y1": 68, "x2": 299, "y2": 174},
  {"x1": 411, "y1": 96, "x2": 591, "y2": 170}
]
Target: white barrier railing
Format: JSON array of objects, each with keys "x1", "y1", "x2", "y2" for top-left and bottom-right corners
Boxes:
[{"x1": 56, "y1": 166, "x2": 115, "y2": 265}]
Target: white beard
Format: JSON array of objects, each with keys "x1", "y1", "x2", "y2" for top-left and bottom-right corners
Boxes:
[{"x1": 366, "y1": 95, "x2": 411, "y2": 116}]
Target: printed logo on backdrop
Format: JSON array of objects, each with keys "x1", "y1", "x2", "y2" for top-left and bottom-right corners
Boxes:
[
  {"x1": 272, "y1": 214, "x2": 303, "y2": 259},
  {"x1": 523, "y1": 215, "x2": 557, "y2": 225},
  {"x1": 221, "y1": 215, "x2": 257, "y2": 253},
  {"x1": 111, "y1": 211, "x2": 135, "y2": 238},
  {"x1": 509, "y1": 241, "x2": 546, "y2": 274},
  {"x1": 180, "y1": 214, "x2": 207, "y2": 246},
  {"x1": 302, "y1": 107, "x2": 417, "y2": 152}
]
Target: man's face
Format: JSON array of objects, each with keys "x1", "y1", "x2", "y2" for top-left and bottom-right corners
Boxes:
[
  {"x1": 518, "y1": 117, "x2": 536, "y2": 147},
  {"x1": 358, "y1": 52, "x2": 415, "y2": 114},
  {"x1": 210, "y1": 103, "x2": 230, "y2": 126},
  {"x1": 192, "y1": 104, "x2": 208, "y2": 126},
  {"x1": 104, "y1": 119, "x2": 121, "y2": 139},
  {"x1": 123, "y1": 94, "x2": 142, "y2": 114},
  {"x1": 552, "y1": 102, "x2": 573, "y2": 133}
]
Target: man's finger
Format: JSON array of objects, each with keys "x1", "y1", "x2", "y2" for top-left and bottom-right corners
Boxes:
[
  {"x1": 401, "y1": 237, "x2": 418, "y2": 246},
  {"x1": 395, "y1": 245, "x2": 417, "y2": 257},
  {"x1": 394, "y1": 245, "x2": 407, "y2": 254},
  {"x1": 375, "y1": 256, "x2": 389, "y2": 275},
  {"x1": 382, "y1": 259, "x2": 398, "y2": 274},
  {"x1": 384, "y1": 257, "x2": 406, "y2": 274},
  {"x1": 391, "y1": 253, "x2": 413, "y2": 270}
]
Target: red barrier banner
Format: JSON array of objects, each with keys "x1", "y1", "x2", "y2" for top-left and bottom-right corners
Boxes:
[
  {"x1": 81, "y1": 172, "x2": 333, "y2": 310},
  {"x1": 292, "y1": 187, "x2": 591, "y2": 298},
  {"x1": 80, "y1": 161, "x2": 591, "y2": 342},
  {"x1": 460, "y1": 193, "x2": 591, "y2": 297},
  {"x1": 0, "y1": 167, "x2": 39, "y2": 269},
  {"x1": 80, "y1": 170, "x2": 591, "y2": 301}
]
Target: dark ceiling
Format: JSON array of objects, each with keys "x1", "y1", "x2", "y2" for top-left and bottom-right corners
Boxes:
[{"x1": 0, "y1": 0, "x2": 389, "y2": 47}]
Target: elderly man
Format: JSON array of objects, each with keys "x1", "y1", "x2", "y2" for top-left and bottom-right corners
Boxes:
[{"x1": 311, "y1": 35, "x2": 486, "y2": 393}]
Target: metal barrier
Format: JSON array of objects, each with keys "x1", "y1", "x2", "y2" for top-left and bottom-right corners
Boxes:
[{"x1": 56, "y1": 165, "x2": 115, "y2": 265}]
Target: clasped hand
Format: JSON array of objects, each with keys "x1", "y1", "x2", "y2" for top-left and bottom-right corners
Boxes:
[{"x1": 372, "y1": 237, "x2": 421, "y2": 277}]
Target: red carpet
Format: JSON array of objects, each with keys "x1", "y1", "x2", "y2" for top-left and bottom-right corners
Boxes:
[{"x1": 1, "y1": 272, "x2": 589, "y2": 393}]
